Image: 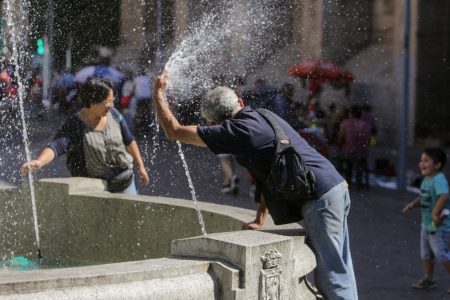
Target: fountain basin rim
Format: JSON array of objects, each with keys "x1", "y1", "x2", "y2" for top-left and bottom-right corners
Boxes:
[
  {"x1": 34, "y1": 177, "x2": 304, "y2": 230},
  {"x1": 0, "y1": 257, "x2": 210, "y2": 295}
]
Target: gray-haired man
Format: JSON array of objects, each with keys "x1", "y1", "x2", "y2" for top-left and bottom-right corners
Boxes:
[{"x1": 152, "y1": 72, "x2": 358, "y2": 300}]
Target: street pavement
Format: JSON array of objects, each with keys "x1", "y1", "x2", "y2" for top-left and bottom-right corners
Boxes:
[{"x1": 1, "y1": 106, "x2": 450, "y2": 299}]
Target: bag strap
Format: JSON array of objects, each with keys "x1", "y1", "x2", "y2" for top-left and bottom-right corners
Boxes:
[{"x1": 257, "y1": 108, "x2": 291, "y2": 151}]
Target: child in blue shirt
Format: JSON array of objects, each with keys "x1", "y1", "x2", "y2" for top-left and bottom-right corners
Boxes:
[{"x1": 403, "y1": 147, "x2": 450, "y2": 290}]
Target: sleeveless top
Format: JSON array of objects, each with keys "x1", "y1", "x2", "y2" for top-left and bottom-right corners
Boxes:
[
  {"x1": 83, "y1": 111, "x2": 133, "y2": 177},
  {"x1": 47, "y1": 108, "x2": 135, "y2": 177}
]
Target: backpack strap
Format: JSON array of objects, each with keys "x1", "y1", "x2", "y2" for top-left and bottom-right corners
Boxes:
[{"x1": 257, "y1": 108, "x2": 291, "y2": 151}]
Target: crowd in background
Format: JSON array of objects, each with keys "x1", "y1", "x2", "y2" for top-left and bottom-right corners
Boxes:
[
  {"x1": 0, "y1": 61, "x2": 19, "y2": 119},
  {"x1": 0, "y1": 55, "x2": 383, "y2": 194}
]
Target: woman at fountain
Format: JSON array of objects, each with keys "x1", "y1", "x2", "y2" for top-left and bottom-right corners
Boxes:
[
  {"x1": 20, "y1": 77, "x2": 150, "y2": 194},
  {"x1": 152, "y1": 71, "x2": 357, "y2": 300}
]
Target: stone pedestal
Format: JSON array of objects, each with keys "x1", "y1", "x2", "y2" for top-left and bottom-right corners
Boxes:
[{"x1": 172, "y1": 230, "x2": 317, "y2": 300}]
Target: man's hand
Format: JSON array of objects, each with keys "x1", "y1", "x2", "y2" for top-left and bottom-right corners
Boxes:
[
  {"x1": 242, "y1": 196, "x2": 268, "y2": 230},
  {"x1": 153, "y1": 71, "x2": 168, "y2": 94},
  {"x1": 242, "y1": 222, "x2": 263, "y2": 230}
]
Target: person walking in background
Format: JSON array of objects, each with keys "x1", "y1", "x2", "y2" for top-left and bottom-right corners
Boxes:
[
  {"x1": 361, "y1": 104, "x2": 377, "y2": 146},
  {"x1": 306, "y1": 96, "x2": 320, "y2": 119},
  {"x1": 242, "y1": 78, "x2": 277, "y2": 111},
  {"x1": 152, "y1": 71, "x2": 358, "y2": 300},
  {"x1": 338, "y1": 105, "x2": 371, "y2": 189},
  {"x1": 218, "y1": 154, "x2": 239, "y2": 195},
  {"x1": 50, "y1": 68, "x2": 76, "y2": 114},
  {"x1": 119, "y1": 68, "x2": 135, "y2": 110},
  {"x1": 129, "y1": 69, "x2": 153, "y2": 137},
  {"x1": 129, "y1": 69, "x2": 152, "y2": 114},
  {"x1": 273, "y1": 83, "x2": 294, "y2": 120},
  {"x1": 20, "y1": 77, "x2": 150, "y2": 194},
  {"x1": 402, "y1": 147, "x2": 450, "y2": 291}
]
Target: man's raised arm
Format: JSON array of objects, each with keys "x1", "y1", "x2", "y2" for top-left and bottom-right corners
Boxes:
[{"x1": 152, "y1": 72, "x2": 207, "y2": 147}]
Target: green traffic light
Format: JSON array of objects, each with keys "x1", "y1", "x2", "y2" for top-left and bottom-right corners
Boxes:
[{"x1": 37, "y1": 38, "x2": 45, "y2": 55}]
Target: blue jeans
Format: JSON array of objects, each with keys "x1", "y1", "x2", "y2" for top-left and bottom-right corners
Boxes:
[
  {"x1": 120, "y1": 174, "x2": 138, "y2": 195},
  {"x1": 301, "y1": 181, "x2": 358, "y2": 300}
]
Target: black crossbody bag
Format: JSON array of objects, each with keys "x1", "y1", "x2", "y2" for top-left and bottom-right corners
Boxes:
[
  {"x1": 256, "y1": 109, "x2": 316, "y2": 225},
  {"x1": 105, "y1": 168, "x2": 133, "y2": 193}
]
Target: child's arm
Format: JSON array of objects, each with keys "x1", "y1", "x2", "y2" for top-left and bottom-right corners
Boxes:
[
  {"x1": 432, "y1": 193, "x2": 449, "y2": 225},
  {"x1": 402, "y1": 196, "x2": 421, "y2": 213}
]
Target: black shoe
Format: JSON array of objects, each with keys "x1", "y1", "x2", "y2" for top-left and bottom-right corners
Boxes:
[
  {"x1": 411, "y1": 276, "x2": 436, "y2": 289},
  {"x1": 232, "y1": 175, "x2": 240, "y2": 185},
  {"x1": 221, "y1": 175, "x2": 239, "y2": 194},
  {"x1": 221, "y1": 184, "x2": 239, "y2": 194}
]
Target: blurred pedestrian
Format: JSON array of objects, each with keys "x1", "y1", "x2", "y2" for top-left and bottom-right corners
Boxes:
[
  {"x1": 361, "y1": 104, "x2": 377, "y2": 146},
  {"x1": 50, "y1": 68, "x2": 76, "y2": 114},
  {"x1": 273, "y1": 83, "x2": 294, "y2": 121},
  {"x1": 218, "y1": 154, "x2": 239, "y2": 195},
  {"x1": 307, "y1": 96, "x2": 320, "y2": 118},
  {"x1": 119, "y1": 68, "x2": 135, "y2": 110},
  {"x1": 130, "y1": 69, "x2": 153, "y2": 137},
  {"x1": 338, "y1": 105, "x2": 371, "y2": 188},
  {"x1": 242, "y1": 78, "x2": 277, "y2": 111}
]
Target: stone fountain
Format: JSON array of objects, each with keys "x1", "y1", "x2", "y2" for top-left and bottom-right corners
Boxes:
[{"x1": 0, "y1": 177, "x2": 317, "y2": 299}]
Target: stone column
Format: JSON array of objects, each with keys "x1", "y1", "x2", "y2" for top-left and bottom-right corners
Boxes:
[
  {"x1": 172, "y1": 0, "x2": 189, "y2": 44},
  {"x1": 229, "y1": 0, "x2": 249, "y2": 76},
  {"x1": 393, "y1": 0, "x2": 418, "y2": 143},
  {"x1": 114, "y1": 0, "x2": 149, "y2": 67},
  {"x1": 373, "y1": 0, "x2": 395, "y2": 43},
  {"x1": 292, "y1": 0, "x2": 324, "y2": 60}
]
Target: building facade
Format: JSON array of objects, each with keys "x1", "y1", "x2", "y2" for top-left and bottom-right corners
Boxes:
[
  {"x1": 0, "y1": 0, "x2": 448, "y2": 144},
  {"x1": 115, "y1": 0, "x2": 448, "y2": 144}
]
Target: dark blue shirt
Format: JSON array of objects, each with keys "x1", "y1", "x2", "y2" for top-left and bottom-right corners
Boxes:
[{"x1": 197, "y1": 107, "x2": 343, "y2": 200}]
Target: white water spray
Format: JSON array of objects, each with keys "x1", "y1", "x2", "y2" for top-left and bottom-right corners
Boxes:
[
  {"x1": 165, "y1": 0, "x2": 285, "y2": 99},
  {"x1": 161, "y1": 0, "x2": 284, "y2": 236},
  {"x1": 4, "y1": 0, "x2": 42, "y2": 259},
  {"x1": 176, "y1": 141, "x2": 207, "y2": 236}
]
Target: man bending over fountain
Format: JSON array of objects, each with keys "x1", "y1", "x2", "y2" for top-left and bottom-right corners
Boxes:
[
  {"x1": 20, "y1": 77, "x2": 150, "y2": 194},
  {"x1": 152, "y1": 71, "x2": 357, "y2": 300}
]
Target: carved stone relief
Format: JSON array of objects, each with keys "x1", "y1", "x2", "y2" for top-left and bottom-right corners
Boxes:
[{"x1": 259, "y1": 249, "x2": 283, "y2": 300}]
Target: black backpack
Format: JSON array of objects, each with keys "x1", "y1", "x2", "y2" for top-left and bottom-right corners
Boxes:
[{"x1": 257, "y1": 109, "x2": 316, "y2": 224}]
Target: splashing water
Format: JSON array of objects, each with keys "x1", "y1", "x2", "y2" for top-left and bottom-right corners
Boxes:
[
  {"x1": 162, "y1": 0, "x2": 286, "y2": 236},
  {"x1": 149, "y1": 107, "x2": 206, "y2": 235},
  {"x1": 165, "y1": 0, "x2": 288, "y2": 100},
  {"x1": 176, "y1": 141, "x2": 207, "y2": 236},
  {"x1": 4, "y1": 0, "x2": 42, "y2": 259},
  {"x1": 149, "y1": 120, "x2": 160, "y2": 168},
  {"x1": 148, "y1": 119, "x2": 160, "y2": 192}
]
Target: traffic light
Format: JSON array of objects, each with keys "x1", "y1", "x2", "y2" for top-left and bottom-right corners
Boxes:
[{"x1": 36, "y1": 38, "x2": 45, "y2": 55}]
